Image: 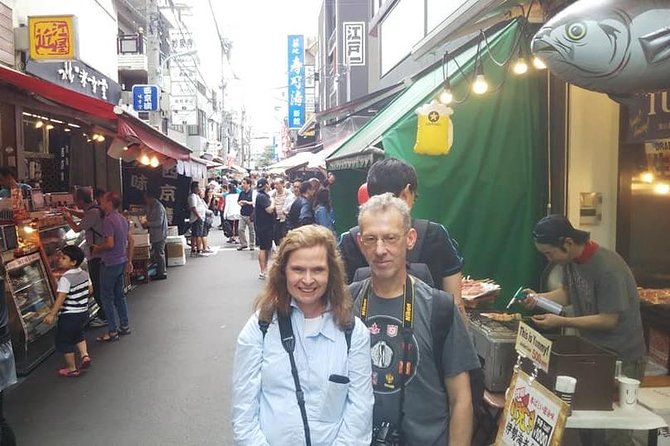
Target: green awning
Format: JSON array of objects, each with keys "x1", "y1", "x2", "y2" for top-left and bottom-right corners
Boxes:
[{"x1": 326, "y1": 19, "x2": 520, "y2": 168}]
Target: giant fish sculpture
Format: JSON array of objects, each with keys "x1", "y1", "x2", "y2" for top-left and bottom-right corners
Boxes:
[{"x1": 531, "y1": 0, "x2": 670, "y2": 99}]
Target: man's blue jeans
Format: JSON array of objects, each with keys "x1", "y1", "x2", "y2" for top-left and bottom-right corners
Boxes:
[{"x1": 100, "y1": 262, "x2": 129, "y2": 333}]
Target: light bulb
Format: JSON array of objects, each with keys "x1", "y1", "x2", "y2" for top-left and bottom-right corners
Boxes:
[
  {"x1": 96, "y1": 134, "x2": 105, "y2": 142},
  {"x1": 35, "y1": 120, "x2": 44, "y2": 129},
  {"x1": 150, "y1": 156, "x2": 160, "y2": 168},
  {"x1": 122, "y1": 146, "x2": 129, "y2": 151},
  {"x1": 64, "y1": 128, "x2": 71, "y2": 132},
  {"x1": 472, "y1": 74, "x2": 489, "y2": 95},
  {"x1": 654, "y1": 183, "x2": 670, "y2": 195},
  {"x1": 513, "y1": 58, "x2": 528, "y2": 75},
  {"x1": 641, "y1": 172, "x2": 654, "y2": 184},
  {"x1": 139, "y1": 154, "x2": 151, "y2": 165},
  {"x1": 533, "y1": 56, "x2": 547, "y2": 70},
  {"x1": 46, "y1": 124, "x2": 54, "y2": 130},
  {"x1": 439, "y1": 88, "x2": 454, "y2": 105}
]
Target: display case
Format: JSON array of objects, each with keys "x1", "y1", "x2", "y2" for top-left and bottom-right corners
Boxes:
[{"x1": 5, "y1": 252, "x2": 56, "y2": 374}]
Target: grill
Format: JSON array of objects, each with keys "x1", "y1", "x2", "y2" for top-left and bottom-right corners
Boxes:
[{"x1": 468, "y1": 312, "x2": 520, "y2": 392}]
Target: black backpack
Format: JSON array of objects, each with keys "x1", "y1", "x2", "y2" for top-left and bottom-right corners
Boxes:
[{"x1": 349, "y1": 277, "x2": 485, "y2": 416}]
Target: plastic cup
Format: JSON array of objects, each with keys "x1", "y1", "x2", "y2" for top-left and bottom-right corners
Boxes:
[
  {"x1": 618, "y1": 376, "x2": 640, "y2": 410},
  {"x1": 555, "y1": 375, "x2": 577, "y2": 415}
]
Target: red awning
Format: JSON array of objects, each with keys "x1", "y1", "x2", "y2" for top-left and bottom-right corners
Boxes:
[
  {"x1": 0, "y1": 64, "x2": 118, "y2": 121},
  {"x1": 117, "y1": 115, "x2": 191, "y2": 161},
  {"x1": 0, "y1": 65, "x2": 192, "y2": 162}
]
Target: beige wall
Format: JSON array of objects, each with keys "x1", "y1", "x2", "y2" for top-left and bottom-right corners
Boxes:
[{"x1": 567, "y1": 86, "x2": 620, "y2": 249}]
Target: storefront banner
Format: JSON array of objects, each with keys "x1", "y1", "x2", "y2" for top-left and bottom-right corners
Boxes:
[
  {"x1": 626, "y1": 90, "x2": 670, "y2": 143},
  {"x1": 288, "y1": 35, "x2": 305, "y2": 129},
  {"x1": 343, "y1": 22, "x2": 365, "y2": 66},
  {"x1": 28, "y1": 15, "x2": 76, "y2": 61},
  {"x1": 496, "y1": 369, "x2": 569, "y2": 446},
  {"x1": 123, "y1": 166, "x2": 191, "y2": 231},
  {"x1": 531, "y1": 1, "x2": 670, "y2": 98},
  {"x1": 25, "y1": 59, "x2": 122, "y2": 105},
  {"x1": 516, "y1": 322, "x2": 553, "y2": 373}
]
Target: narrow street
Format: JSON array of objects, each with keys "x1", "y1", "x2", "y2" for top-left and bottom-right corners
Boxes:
[{"x1": 5, "y1": 229, "x2": 262, "y2": 445}]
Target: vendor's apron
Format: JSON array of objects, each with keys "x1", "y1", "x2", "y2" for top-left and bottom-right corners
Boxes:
[{"x1": 0, "y1": 331, "x2": 17, "y2": 391}]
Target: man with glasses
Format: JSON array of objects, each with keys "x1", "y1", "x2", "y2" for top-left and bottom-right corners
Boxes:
[
  {"x1": 350, "y1": 193, "x2": 479, "y2": 446},
  {"x1": 339, "y1": 158, "x2": 466, "y2": 315}
]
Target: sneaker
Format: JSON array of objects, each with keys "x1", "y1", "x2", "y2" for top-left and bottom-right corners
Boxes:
[
  {"x1": 89, "y1": 318, "x2": 108, "y2": 328},
  {"x1": 202, "y1": 248, "x2": 214, "y2": 253},
  {"x1": 258, "y1": 273, "x2": 266, "y2": 280},
  {"x1": 237, "y1": 246, "x2": 247, "y2": 251},
  {"x1": 249, "y1": 246, "x2": 255, "y2": 251}
]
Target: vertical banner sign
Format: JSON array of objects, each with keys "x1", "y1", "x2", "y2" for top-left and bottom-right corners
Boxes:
[
  {"x1": 496, "y1": 370, "x2": 569, "y2": 446},
  {"x1": 343, "y1": 22, "x2": 366, "y2": 66},
  {"x1": 28, "y1": 16, "x2": 76, "y2": 60},
  {"x1": 288, "y1": 35, "x2": 305, "y2": 129}
]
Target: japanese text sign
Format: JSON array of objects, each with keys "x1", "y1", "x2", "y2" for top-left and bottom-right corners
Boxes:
[
  {"x1": 28, "y1": 15, "x2": 76, "y2": 60},
  {"x1": 496, "y1": 369, "x2": 569, "y2": 446},
  {"x1": 287, "y1": 35, "x2": 305, "y2": 129},
  {"x1": 343, "y1": 22, "x2": 366, "y2": 66},
  {"x1": 516, "y1": 322, "x2": 553, "y2": 373},
  {"x1": 25, "y1": 59, "x2": 122, "y2": 105},
  {"x1": 132, "y1": 85, "x2": 160, "y2": 112}
]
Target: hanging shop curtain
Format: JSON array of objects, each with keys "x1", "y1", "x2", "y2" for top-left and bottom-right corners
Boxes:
[{"x1": 382, "y1": 22, "x2": 548, "y2": 303}]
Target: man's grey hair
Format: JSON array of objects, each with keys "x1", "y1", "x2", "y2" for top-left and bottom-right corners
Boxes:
[{"x1": 358, "y1": 193, "x2": 411, "y2": 231}]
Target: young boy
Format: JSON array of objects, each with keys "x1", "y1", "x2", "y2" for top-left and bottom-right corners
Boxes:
[{"x1": 45, "y1": 245, "x2": 93, "y2": 377}]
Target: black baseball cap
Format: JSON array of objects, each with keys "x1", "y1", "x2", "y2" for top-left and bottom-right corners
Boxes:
[
  {"x1": 532, "y1": 215, "x2": 590, "y2": 244},
  {"x1": 256, "y1": 178, "x2": 269, "y2": 190}
]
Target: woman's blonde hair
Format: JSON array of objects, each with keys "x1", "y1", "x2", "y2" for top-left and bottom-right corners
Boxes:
[{"x1": 255, "y1": 225, "x2": 353, "y2": 329}]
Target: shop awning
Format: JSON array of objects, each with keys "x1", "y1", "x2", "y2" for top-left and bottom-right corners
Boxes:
[
  {"x1": 327, "y1": 20, "x2": 518, "y2": 168},
  {"x1": 0, "y1": 64, "x2": 117, "y2": 121},
  {"x1": 266, "y1": 152, "x2": 315, "y2": 174},
  {"x1": 316, "y1": 84, "x2": 405, "y2": 125},
  {"x1": 117, "y1": 114, "x2": 191, "y2": 161}
]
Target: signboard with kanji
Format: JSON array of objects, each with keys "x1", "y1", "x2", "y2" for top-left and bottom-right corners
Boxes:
[
  {"x1": 132, "y1": 85, "x2": 160, "y2": 112},
  {"x1": 28, "y1": 15, "x2": 76, "y2": 61},
  {"x1": 496, "y1": 369, "x2": 569, "y2": 446},
  {"x1": 25, "y1": 59, "x2": 122, "y2": 105},
  {"x1": 343, "y1": 22, "x2": 365, "y2": 66},
  {"x1": 287, "y1": 35, "x2": 305, "y2": 129}
]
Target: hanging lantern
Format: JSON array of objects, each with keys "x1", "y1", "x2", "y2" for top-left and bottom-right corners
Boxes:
[{"x1": 413, "y1": 102, "x2": 454, "y2": 156}]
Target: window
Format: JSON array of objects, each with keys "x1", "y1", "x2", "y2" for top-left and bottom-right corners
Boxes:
[
  {"x1": 380, "y1": 0, "x2": 425, "y2": 75},
  {"x1": 426, "y1": 0, "x2": 467, "y2": 32}
]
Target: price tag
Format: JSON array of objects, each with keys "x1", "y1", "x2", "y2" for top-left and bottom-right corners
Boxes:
[{"x1": 515, "y1": 321, "x2": 553, "y2": 373}]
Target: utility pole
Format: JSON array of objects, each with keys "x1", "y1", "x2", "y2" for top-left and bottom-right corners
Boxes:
[{"x1": 146, "y1": 0, "x2": 161, "y2": 130}]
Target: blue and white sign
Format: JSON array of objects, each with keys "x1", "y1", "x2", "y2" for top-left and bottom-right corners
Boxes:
[
  {"x1": 132, "y1": 84, "x2": 159, "y2": 112},
  {"x1": 287, "y1": 35, "x2": 305, "y2": 129}
]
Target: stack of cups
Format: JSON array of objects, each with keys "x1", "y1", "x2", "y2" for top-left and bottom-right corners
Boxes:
[
  {"x1": 618, "y1": 377, "x2": 641, "y2": 410},
  {"x1": 554, "y1": 375, "x2": 577, "y2": 416}
]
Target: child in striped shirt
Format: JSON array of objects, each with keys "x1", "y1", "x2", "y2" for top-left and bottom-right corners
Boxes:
[{"x1": 45, "y1": 245, "x2": 92, "y2": 377}]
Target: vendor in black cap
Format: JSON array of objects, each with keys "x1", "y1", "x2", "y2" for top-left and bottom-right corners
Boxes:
[{"x1": 523, "y1": 215, "x2": 646, "y2": 381}]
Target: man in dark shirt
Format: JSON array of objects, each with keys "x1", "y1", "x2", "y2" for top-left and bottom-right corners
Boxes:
[
  {"x1": 254, "y1": 178, "x2": 275, "y2": 280},
  {"x1": 338, "y1": 158, "x2": 465, "y2": 314},
  {"x1": 287, "y1": 180, "x2": 317, "y2": 230},
  {"x1": 237, "y1": 177, "x2": 255, "y2": 251},
  {"x1": 0, "y1": 278, "x2": 17, "y2": 446}
]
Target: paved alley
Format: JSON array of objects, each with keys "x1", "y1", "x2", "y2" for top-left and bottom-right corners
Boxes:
[{"x1": 5, "y1": 229, "x2": 263, "y2": 446}]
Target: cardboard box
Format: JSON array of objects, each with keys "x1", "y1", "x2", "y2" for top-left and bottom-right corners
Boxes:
[
  {"x1": 166, "y1": 242, "x2": 185, "y2": 258},
  {"x1": 166, "y1": 235, "x2": 186, "y2": 246},
  {"x1": 133, "y1": 245, "x2": 150, "y2": 260},
  {"x1": 167, "y1": 226, "x2": 179, "y2": 237},
  {"x1": 131, "y1": 233, "x2": 150, "y2": 247}
]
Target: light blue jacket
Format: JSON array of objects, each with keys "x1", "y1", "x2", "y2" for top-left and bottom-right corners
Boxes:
[{"x1": 232, "y1": 302, "x2": 373, "y2": 446}]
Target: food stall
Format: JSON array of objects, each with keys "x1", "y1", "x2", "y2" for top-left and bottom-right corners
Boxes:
[{"x1": 1, "y1": 188, "x2": 88, "y2": 374}]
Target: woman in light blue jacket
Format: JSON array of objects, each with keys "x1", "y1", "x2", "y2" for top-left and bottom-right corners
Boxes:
[
  {"x1": 232, "y1": 226, "x2": 373, "y2": 446},
  {"x1": 313, "y1": 188, "x2": 336, "y2": 236}
]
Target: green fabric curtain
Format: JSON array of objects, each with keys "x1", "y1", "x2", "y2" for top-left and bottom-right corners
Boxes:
[
  {"x1": 331, "y1": 168, "x2": 368, "y2": 236},
  {"x1": 383, "y1": 27, "x2": 548, "y2": 306}
]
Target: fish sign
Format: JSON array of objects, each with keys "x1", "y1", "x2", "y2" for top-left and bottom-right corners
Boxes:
[{"x1": 531, "y1": 0, "x2": 670, "y2": 99}]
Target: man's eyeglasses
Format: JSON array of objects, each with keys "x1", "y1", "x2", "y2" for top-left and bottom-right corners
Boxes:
[{"x1": 360, "y1": 233, "x2": 404, "y2": 247}]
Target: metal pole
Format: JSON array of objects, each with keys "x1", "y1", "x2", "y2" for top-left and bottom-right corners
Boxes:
[{"x1": 146, "y1": 0, "x2": 161, "y2": 129}]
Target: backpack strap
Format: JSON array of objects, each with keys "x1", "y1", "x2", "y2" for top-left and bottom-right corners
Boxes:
[
  {"x1": 430, "y1": 288, "x2": 453, "y2": 388},
  {"x1": 277, "y1": 309, "x2": 312, "y2": 446},
  {"x1": 343, "y1": 317, "x2": 354, "y2": 354},
  {"x1": 407, "y1": 219, "x2": 429, "y2": 263},
  {"x1": 258, "y1": 319, "x2": 270, "y2": 338}
]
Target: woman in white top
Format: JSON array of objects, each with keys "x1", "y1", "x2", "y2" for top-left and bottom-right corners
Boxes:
[{"x1": 232, "y1": 225, "x2": 373, "y2": 446}]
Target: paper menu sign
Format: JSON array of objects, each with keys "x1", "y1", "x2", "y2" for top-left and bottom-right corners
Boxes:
[
  {"x1": 516, "y1": 322, "x2": 553, "y2": 373},
  {"x1": 496, "y1": 369, "x2": 569, "y2": 446}
]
